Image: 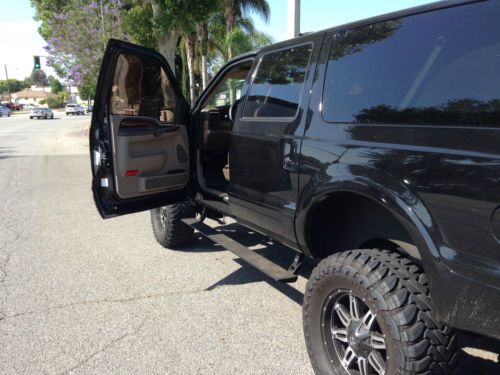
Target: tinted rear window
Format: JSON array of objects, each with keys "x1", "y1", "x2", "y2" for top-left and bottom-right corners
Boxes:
[
  {"x1": 243, "y1": 44, "x2": 312, "y2": 119},
  {"x1": 322, "y1": 1, "x2": 500, "y2": 126}
]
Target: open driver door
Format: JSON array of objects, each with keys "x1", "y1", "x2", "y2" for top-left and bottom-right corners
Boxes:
[{"x1": 90, "y1": 39, "x2": 192, "y2": 218}]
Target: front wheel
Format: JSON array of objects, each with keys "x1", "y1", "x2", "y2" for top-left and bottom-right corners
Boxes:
[
  {"x1": 303, "y1": 249, "x2": 457, "y2": 375},
  {"x1": 150, "y1": 201, "x2": 196, "y2": 248}
]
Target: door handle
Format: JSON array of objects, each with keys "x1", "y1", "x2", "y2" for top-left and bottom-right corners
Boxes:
[
  {"x1": 283, "y1": 140, "x2": 299, "y2": 172},
  {"x1": 283, "y1": 157, "x2": 298, "y2": 172}
]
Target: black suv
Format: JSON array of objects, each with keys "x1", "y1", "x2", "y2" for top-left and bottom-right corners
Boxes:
[{"x1": 89, "y1": 1, "x2": 500, "y2": 373}]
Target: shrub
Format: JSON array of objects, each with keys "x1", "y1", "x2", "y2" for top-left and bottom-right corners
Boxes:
[{"x1": 46, "y1": 96, "x2": 62, "y2": 109}]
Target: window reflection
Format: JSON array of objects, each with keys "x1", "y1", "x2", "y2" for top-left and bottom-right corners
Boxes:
[
  {"x1": 323, "y1": 1, "x2": 500, "y2": 126},
  {"x1": 243, "y1": 44, "x2": 312, "y2": 119}
]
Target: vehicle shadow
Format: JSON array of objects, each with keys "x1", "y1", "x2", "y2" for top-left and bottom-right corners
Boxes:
[
  {"x1": 0, "y1": 147, "x2": 18, "y2": 160},
  {"x1": 182, "y1": 221, "x2": 316, "y2": 304},
  {"x1": 183, "y1": 220, "x2": 499, "y2": 373},
  {"x1": 453, "y1": 333, "x2": 500, "y2": 374}
]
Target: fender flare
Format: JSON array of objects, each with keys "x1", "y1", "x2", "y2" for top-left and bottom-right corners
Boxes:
[{"x1": 295, "y1": 173, "x2": 444, "y2": 275}]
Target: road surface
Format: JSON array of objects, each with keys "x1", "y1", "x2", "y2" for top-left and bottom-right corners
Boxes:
[{"x1": 0, "y1": 112, "x2": 498, "y2": 374}]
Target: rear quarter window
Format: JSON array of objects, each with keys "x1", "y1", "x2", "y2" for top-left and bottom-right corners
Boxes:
[{"x1": 322, "y1": 1, "x2": 500, "y2": 126}]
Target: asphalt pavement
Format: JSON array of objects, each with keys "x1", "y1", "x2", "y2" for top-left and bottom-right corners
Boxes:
[{"x1": 0, "y1": 112, "x2": 498, "y2": 374}]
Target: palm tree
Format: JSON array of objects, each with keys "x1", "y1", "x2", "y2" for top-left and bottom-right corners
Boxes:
[
  {"x1": 223, "y1": 0, "x2": 270, "y2": 60},
  {"x1": 183, "y1": 31, "x2": 197, "y2": 105},
  {"x1": 198, "y1": 20, "x2": 209, "y2": 90}
]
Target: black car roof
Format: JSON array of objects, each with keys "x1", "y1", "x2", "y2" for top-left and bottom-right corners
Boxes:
[{"x1": 231, "y1": 0, "x2": 483, "y2": 58}]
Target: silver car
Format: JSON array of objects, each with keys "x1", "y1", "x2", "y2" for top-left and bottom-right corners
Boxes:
[
  {"x1": 0, "y1": 105, "x2": 11, "y2": 117},
  {"x1": 65, "y1": 103, "x2": 85, "y2": 115},
  {"x1": 30, "y1": 107, "x2": 54, "y2": 119}
]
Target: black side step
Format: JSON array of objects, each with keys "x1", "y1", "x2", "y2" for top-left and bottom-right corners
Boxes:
[{"x1": 182, "y1": 218, "x2": 298, "y2": 283}]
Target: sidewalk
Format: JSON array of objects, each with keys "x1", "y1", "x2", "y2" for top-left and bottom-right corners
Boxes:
[{"x1": 81, "y1": 122, "x2": 90, "y2": 137}]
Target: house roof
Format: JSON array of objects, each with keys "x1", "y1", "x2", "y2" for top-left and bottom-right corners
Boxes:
[{"x1": 13, "y1": 89, "x2": 51, "y2": 99}]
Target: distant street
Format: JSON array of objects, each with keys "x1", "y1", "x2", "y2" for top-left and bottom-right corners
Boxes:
[
  {"x1": 0, "y1": 112, "x2": 88, "y2": 156},
  {"x1": 0, "y1": 113, "x2": 498, "y2": 374}
]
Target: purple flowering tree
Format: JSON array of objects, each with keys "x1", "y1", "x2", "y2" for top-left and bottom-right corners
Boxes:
[{"x1": 34, "y1": 0, "x2": 129, "y2": 99}]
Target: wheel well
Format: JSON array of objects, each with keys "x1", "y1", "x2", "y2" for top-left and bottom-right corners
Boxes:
[{"x1": 306, "y1": 192, "x2": 418, "y2": 261}]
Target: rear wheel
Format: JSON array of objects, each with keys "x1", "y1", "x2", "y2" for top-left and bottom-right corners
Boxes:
[
  {"x1": 303, "y1": 249, "x2": 457, "y2": 375},
  {"x1": 151, "y1": 201, "x2": 196, "y2": 248}
]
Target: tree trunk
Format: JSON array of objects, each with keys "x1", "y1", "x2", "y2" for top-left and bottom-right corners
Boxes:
[
  {"x1": 157, "y1": 31, "x2": 180, "y2": 75},
  {"x1": 198, "y1": 21, "x2": 209, "y2": 90},
  {"x1": 184, "y1": 35, "x2": 196, "y2": 105},
  {"x1": 225, "y1": 4, "x2": 235, "y2": 60},
  {"x1": 151, "y1": 0, "x2": 180, "y2": 76},
  {"x1": 201, "y1": 54, "x2": 208, "y2": 90}
]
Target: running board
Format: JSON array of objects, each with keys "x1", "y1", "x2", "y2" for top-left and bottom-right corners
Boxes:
[{"x1": 182, "y1": 218, "x2": 298, "y2": 283}]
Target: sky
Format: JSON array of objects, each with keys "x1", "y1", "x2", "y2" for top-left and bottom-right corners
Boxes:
[
  {"x1": 0, "y1": 0, "x2": 436, "y2": 81},
  {"x1": 0, "y1": 0, "x2": 57, "y2": 80},
  {"x1": 252, "y1": 0, "x2": 437, "y2": 42}
]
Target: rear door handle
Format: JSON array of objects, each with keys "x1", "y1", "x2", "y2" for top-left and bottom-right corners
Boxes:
[
  {"x1": 283, "y1": 158, "x2": 298, "y2": 172},
  {"x1": 283, "y1": 140, "x2": 299, "y2": 172}
]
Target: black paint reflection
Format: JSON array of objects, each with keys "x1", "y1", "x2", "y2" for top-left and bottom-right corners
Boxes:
[{"x1": 354, "y1": 100, "x2": 500, "y2": 126}]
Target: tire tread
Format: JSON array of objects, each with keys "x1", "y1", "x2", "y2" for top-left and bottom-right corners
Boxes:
[
  {"x1": 151, "y1": 201, "x2": 195, "y2": 248},
  {"x1": 303, "y1": 249, "x2": 457, "y2": 375}
]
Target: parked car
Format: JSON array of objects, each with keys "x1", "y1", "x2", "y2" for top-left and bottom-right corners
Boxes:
[
  {"x1": 30, "y1": 107, "x2": 54, "y2": 119},
  {"x1": 89, "y1": 1, "x2": 500, "y2": 373},
  {"x1": 23, "y1": 103, "x2": 38, "y2": 111},
  {"x1": 65, "y1": 103, "x2": 85, "y2": 115},
  {"x1": 4, "y1": 102, "x2": 22, "y2": 111},
  {"x1": 86, "y1": 105, "x2": 93, "y2": 113},
  {"x1": 0, "y1": 105, "x2": 11, "y2": 117}
]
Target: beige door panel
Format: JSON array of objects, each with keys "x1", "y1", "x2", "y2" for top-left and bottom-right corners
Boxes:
[{"x1": 110, "y1": 115, "x2": 189, "y2": 199}]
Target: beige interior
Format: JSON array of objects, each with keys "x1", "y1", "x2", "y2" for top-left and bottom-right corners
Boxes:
[{"x1": 110, "y1": 114, "x2": 189, "y2": 199}]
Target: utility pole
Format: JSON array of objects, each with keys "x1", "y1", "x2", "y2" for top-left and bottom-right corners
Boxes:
[
  {"x1": 287, "y1": 0, "x2": 300, "y2": 39},
  {"x1": 4, "y1": 65, "x2": 12, "y2": 106}
]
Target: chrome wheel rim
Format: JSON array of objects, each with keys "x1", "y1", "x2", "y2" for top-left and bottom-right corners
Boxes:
[
  {"x1": 159, "y1": 207, "x2": 167, "y2": 227},
  {"x1": 322, "y1": 290, "x2": 387, "y2": 375}
]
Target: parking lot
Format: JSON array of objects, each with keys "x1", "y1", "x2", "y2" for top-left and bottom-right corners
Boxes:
[{"x1": 0, "y1": 113, "x2": 499, "y2": 374}]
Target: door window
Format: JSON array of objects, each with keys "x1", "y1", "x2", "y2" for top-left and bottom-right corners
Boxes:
[
  {"x1": 111, "y1": 53, "x2": 178, "y2": 123},
  {"x1": 243, "y1": 44, "x2": 312, "y2": 119},
  {"x1": 322, "y1": 1, "x2": 500, "y2": 126},
  {"x1": 202, "y1": 63, "x2": 251, "y2": 109}
]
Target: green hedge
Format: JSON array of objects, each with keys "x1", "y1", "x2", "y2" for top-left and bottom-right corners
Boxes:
[{"x1": 46, "y1": 96, "x2": 63, "y2": 109}]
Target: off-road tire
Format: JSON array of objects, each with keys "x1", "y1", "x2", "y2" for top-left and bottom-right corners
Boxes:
[
  {"x1": 151, "y1": 201, "x2": 196, "y2": 248},
  {"x1": 303, "y1": 249, "x2": 457, "y2": 375}
]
